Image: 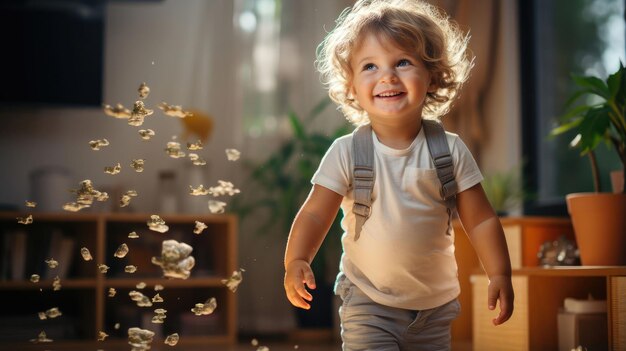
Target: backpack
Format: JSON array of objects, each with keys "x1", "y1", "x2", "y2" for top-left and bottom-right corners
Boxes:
[{"x1": 351, "y1": 119, "x2": 458, "y2": 240}]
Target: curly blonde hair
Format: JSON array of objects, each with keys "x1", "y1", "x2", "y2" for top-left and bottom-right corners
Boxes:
[{"x1": 316, "y1": 0, "x2": 473, "y2": 126}]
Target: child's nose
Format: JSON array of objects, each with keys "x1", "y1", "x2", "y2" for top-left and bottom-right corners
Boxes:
[{"x1": 379, "y1": 68, "x2": 398, "y2": 83}]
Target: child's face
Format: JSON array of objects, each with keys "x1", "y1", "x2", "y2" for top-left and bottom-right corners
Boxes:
[{"x1": 349, "y1": 32, "x2": 434, "y2": 124}]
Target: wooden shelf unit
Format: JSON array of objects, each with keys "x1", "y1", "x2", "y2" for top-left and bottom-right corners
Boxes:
[{"x1": 0, "y1": 212, "x2": 238, "y2": 349}]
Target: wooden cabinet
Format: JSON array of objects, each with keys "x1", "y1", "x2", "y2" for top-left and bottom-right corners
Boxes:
[
  {"x1": 0, "y1": 212, "x2": 237, "y2": 349},
  {"x1": 471, "y1": 267, "x2": 626, "y2": 351}
]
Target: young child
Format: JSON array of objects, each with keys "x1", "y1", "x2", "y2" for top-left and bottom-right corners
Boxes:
[{"x1": 284, "y1": 0, "x2": 514, "y2": 349}]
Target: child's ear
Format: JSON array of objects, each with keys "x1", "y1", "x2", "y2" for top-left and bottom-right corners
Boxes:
[{"x1": 427, "y1": 80, "x2": 437, "y2": 93}]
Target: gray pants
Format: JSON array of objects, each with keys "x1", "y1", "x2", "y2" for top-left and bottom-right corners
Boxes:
[{"x1": 336, "y1": 275, "x2": 460, "y2": 351}]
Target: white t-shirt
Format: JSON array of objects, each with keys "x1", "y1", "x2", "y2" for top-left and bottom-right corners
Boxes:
[{"x1": 311, "y1": 126, "x2": 483, "y2": 310}]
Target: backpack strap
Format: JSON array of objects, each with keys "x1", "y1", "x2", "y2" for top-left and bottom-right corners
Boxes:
[
  {"x1": 351, "y1": 124, "x2": 375, "y2": 241},
  {"x1": 351, "y1": 120, "x2": 457, "y2": 241},
  {"x1": 422, "y1": 119, "x2": 458, "y2": 213}
]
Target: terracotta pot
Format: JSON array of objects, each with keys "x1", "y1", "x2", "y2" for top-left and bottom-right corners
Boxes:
[
  {"x1": 566, "y1": 193, "x2": 626, "y2": 266},
  {"x1": 610, "y1": 170, "x2": 624, "y2": 193}
]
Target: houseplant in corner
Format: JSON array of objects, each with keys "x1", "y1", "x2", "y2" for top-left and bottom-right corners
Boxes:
[{"x1": 550, "y1": 62, "x2": 626, "y2": 265}]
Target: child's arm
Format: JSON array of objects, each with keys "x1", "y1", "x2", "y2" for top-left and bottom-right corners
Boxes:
[
  {"x1": 284, "y1": 184, "x2": 343, "y2": 310},
  {"x1": 456, "y1": 183, "x2": 514, "y2": 326}
]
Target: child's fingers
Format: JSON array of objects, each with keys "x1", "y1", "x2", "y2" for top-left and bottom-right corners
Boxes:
[
  {"x1": 303, "y1": 269, "x2": 316, "y2": 290},
  {"x1": 487, "y1": 284, "x2": 499, "y2": 311},
  {"x1": 492, "y1": 292, "x2": 514, "y2": 326}
]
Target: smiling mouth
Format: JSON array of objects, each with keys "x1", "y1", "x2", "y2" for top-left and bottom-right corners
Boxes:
[{"x1": 375, "y1": 91, "x2": 405, "y2": 98}]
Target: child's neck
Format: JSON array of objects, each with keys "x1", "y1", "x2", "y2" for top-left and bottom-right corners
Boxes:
[{"x1": 371, "y1": 119, "x2": 422, "y2": 150}]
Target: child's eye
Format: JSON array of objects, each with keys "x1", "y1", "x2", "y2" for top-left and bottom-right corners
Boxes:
[
  {"x1": 397, "y1": 59, "x2": 412, "y2": 67},
  {"x1": 363, "y1": 63, "x2": 376, "y2": 71}
]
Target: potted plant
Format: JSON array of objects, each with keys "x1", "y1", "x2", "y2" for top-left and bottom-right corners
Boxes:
[
  {"x1": 550, "y1": 62, "x2": 626, "y2": 265},
  {"x1": 233, "y1": 98, "x2": 351, "y2": 327},
  {"x1": 482, "y1": 164, "x2": 528, "y2": 217}
]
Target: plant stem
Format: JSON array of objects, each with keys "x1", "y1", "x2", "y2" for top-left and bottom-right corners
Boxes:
[{"x1": 589, "y1": 151, "x2": 601, "y2": 193}]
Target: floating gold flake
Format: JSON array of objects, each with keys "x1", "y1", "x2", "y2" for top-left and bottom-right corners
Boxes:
[
  {"x1": 25, "y1": 200, "x2": 37, "y2": 208},
  {"x1": 114, "y1": 323, "x2": 120, "y2": 330},
  {"x1": 45, "y1": 258, "x2": 59, "y2": 269},
  {"x1": 136, "y1": 282, "x2": 146, "y2": 289},
  {"x1": 108, "y1": 288, "x2": 117, "y2": 297},
  {"x1": 151, "y1": 308, "x2": 167, "y2": 323},
  {"x1": 147, "y1": 215, "x2": 169, "y2": 233},
  {"x1": 43, "y1": 307, "x2": 62, "y2": 319},
  {"x1": 128, "y1": 101, "x2": 154, "y2": 127},
  {"x1": 81, "y1": 247, "x2": 93, "y2": 261},
  {"x1": 154, "y1": 284, "x2": 164, "y2": 291},
  {"x1": 221, "y1": 268, "x2": 245, "y2": 292},
  {"x1": 188, "y1": 153, "x2": 207, "y2": 166},
  {"x1": 63, "y1": 202, "x2": 90, "y2": 212},
  {"x1": 30, "y1": 331, "x2": 53, "y2": 343},
  {"x1": 225, "y1": 149, "x2": 241, "y2": 161},
  {"x1": 151, "y1": 239, "x2": 195, "y2": 279},
  {"x1": 17, "y1": 214, "x2": 33, "y2": 225},
  {"x1": 193, "y1": 221, "x2": 207, "y2": 235},
  {"x1": 38, "y1": 312, "x2": 47, "y2": 320},
  {"x1": 114, "y1": 243, "x2": 129, "y2": 258},
  {"x1": 208, "y1": 200, "x2": 227, "y2": 214},
  {"x1": 125, "y1": 265, "x2": 138, "y2": 274},
  {"x1": 104, "y1": 163, "x2": 121, "y2": 175},
  {"x1": 30, "y1": 274, "x2": 40, "y2": 283},
  {"x1": 251, "y1": 338, "x2": 259, "y2": 346},
  {"x1": 209, "y1": 180, "x2": 240, "y2": 196},
  {"x1": 128, "y1": 327, "x2": 155, "y2": 350},
  {"x1": 89, "y1": 139, "x2": 110, "y2": 151},
  {"x1": 191, "y1": 297, "x2": 217, "y2": 316},
  {"x1": 52, "y1": 276, "x2": 61, "y2": 291},
  {"x1": 98, "y1": 264, "x2": 110, "y2": 274},
  {"x1": 164, "y1": 333, "x2": 179, "y2": 346},
  {"x1": 103, "y1": 103, "x2": 131, "y2": 119},
  {"x1": 152, "y1": 293, "x2": 163, "y2": 303},
  {"x1": 138, "y1": 129, "x2": 155, "y2": 140},
  {"x1": 257, "y1": 346, "x2": 270, "y2": 351},
  {"x1": 189, "y1": 184, "x2": 210, "y2": 196},
  {"x1": 120, "y1": 190, "x2": 138, "y2": 208},
  {"x1": 98, "y1": 331, "x2": 109, "y2": 341},
  {"x1": 187, "y1": 140, "x2": 203, "y2": 150},
  {"x1": 158, "y1": 102, "x2": 192, "y2": 118},
  {"x1": 64, "y1": 180, "x2": 108, "y2": 212},
  {"x1": 165, "y1": 141, "x2": 185, "y2": 158},
  {"x1": 131, "y1": 159, "x2": 145, "y2": 172},
  {"x1": 128, "y1": 231, "x2": 139, "y2": 239},
  {"x1": 138, "y1": 82, "x2": 150, "y2": 99},
  {"x1": 129, "y1": 291, "x2": 152, "y2": 307}
]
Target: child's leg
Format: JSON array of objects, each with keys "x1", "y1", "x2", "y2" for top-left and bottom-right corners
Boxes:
[
  {"x1": 400, "y1": 298, "x2": 460, "y2": 351},
  {"x1": 336, "y1": 275, "x2": 414, "y2": 351}
]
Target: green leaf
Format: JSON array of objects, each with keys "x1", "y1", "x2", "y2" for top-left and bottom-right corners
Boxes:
[
  {"x1": 572, "y1": 75, "x2": 610, "y2": 99},
  {"x1": 559, "y1": 104, "x2": 593, "y2": 123},
  {"x1": 607, "y1": 63, "x2": 623, "y2": 100},
  {"x1": 306, "y1": 97, "x2": 333, "y2": 122},
  {"x1": 288, "y1": 110, "x2": 307, "y2": 141},
  {"x1": 578, "y1": 107, "x2": 611, "y2": 152},
  {"x1": 549, "y1": 117, "x2": 583, "y2": 136}
]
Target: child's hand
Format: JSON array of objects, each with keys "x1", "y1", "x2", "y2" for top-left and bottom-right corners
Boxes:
[
  {"x1": 284, "y1": 259, "x2": 317, "y2": 310},
  {"x1": 487, "y1": 275, "x2": 514, "y2": 326}
]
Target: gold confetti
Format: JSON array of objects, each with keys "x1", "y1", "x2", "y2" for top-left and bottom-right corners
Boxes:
[
  {"x1": 221, "y1": 268, "x2": 245, "y2": 292},
  {"x1": 225, "y1": 148, "x2": 241, "y2": 161},
  {"x1": 194, "y1": 221, "x2": 208, "y2": 235},
  {"x1": 89, "y1": 139, "x2": 110, "y2": 150},
  {"x1": 152, "y1": 308, "x2": 167, "y2": 323},
  {"x1": 17, "y1": 214, "x2": 33, "y2": 225},
  {"x1": 154, "y1": 284, "x2": 164, "y2": 291},
  {"x1": 147, "y1": 215, "x2": 169, "y2": 233},
  {"x1": 30, "y1": 274, "x2": 40, "y2": 283},
  {"x1": 25, "y1": 200, "x2": 37, "y2": 208},
  {"x1": 257, "y1": 346, "x2": 270, "y2": 351},
  {"x1": 114, "y1": 243, "x2": 129, "y2": 258},
  {"x1": 209, "y1": 180, "x2": 240, "y2": 196},
  {"x1": 136, "y1": 282, "x2": 146, "y2": 289},
  {"x1": 97, "y1": 331, "x2": 109, "y2": 341},
  {"x1": 103, "y1": 103, "x2": 131, "y2": 119},
  {"x1": 125, "y1": 265, "x2": 138, "y2": 273},
  {"x1": 164, "y1": 333, "x2": 179, "y2": 346},
  {"x1": 43, "y1": 307, "x2": 62, "y2": 319},
  {"x1": 30, "y1": 331, "x2": 53, "y2": 343},
  {"x1": 108, "y1": 288, "x2": 117, "y2": 297},
  {"x1": 63, "y1": 202, "x2": 90, "y2": 212},
  {"x1": 114, "y1": 323, "x2": 120, "y2": 330},
  {"x1": 191, "y1": 297, "x2": 217, "y2": 316},
  {"x1": 138, "y1": 129, "x2": 155, "y2": 140},
  {"x1": 189, "y1": 153, "x2": 207, "y2": 166},
  {"x1": 151, "y1": 240, "x2": 195, "y2": 279},
  {"x1": 128, "y1": 231, "x2": 139, "y2": 239},
  {"x1": 38, "y1": 312, "x2": 47, "y2": 320},
  {"x1": 128, "y1": 101, "x2": 154, "y2": 126},
  {"x1": 138, "y1": 82, "x2": 150, "y2": 99},
  {"x1": 52, "y1": 276, "x2": 61, "y2": 291},
  {"x1": 131, "y1": 159, "x2": 145, "y2": 172},
  {"x1": 189, "y1": 184, "x2": 210, "y2": 196},
  {"x1": 152, "y1": 293, "x2": 163, "y2": 303},
  {"x1": 129, "y1": 291, "x2": 152, "y2": 307},
  {"x1": 158, "y1": 102, "x2": 192, "y2": 118},
  {"x1": 45, "y1": 258, "x2": 59, "y2": 269},
  {"x1": 128, "y1": 327, "x2": 155, "y2": 350},
  {"x1": 208, "y1": 200, "x2": 227, "y2": 214},
  {"x1": 251, "y1": 338, "x2": 259, "y2": 346},
  {"x1": 80, "y1": 247, "x2": 93, "y2": 261},
  {"x1": 187, "y1": 140, "x2": 203, "y2": 150},
  {"x1": 98, "y1": 264, "x2": 110, "y2": 274},
  {"x1": 120, "y1": 190, "x2": 138, "y2": 208},
  {"x1": 165, "y1": 141, "x2": 186, "y2": 158},
  {"x1": 104, "y1": 162, "x2": 121, "y2": 175}
]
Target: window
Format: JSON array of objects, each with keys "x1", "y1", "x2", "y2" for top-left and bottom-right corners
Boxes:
[{"x1": 519, "y1": 0, "x2": 625, "y2": 215}]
